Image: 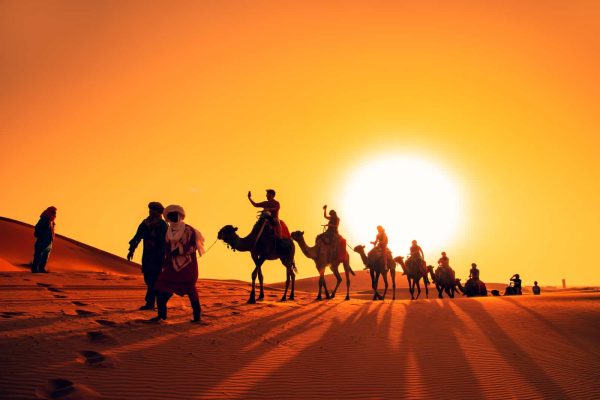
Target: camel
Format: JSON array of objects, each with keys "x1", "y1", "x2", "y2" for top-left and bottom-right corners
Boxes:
[
  {"x1": 429, "y1": 265, "x2": 456, "y2": 299},
  {"x1": 353, "y1": 245, "x2": 397, "y2": 300},
  {"x1": 456, "y1": 278, "x2": 488, "y2": 297},
  {"x1": 401, "y1": 256, "x2": 429, "y2": 300},
  {"x1": 291, "y1": 231, "x2": 355, "y2": 301},
  {"x1": 217, "y1": 214, "x2": 296, "y2": 304}
]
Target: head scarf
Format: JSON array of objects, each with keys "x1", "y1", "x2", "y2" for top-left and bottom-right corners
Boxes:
[
  {"x1": 148, "y1": 202, "x2": 164, "y2": 213},
  {"x1": 41, "y1": 206, "x2": 57, "y2": 221},
  {"x1": 163, "y1": 205, "x2": 206, "y2": 256}
]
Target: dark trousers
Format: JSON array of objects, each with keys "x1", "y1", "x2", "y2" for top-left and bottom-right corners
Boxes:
[
  {"x1": 143, "y1": 271, "x2": 161, "y2": 307},
  {"x1": 32, "y1": 244, "x2": 52, "y2": 273},
  {"x1": 156, "y1": 291, "x2": 201, "y2": 321}
]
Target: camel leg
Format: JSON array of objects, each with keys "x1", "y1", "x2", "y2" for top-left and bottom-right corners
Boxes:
[
  {"x1": 415, "y1": 280, "x2": 421, "y2": 300},
  {"x1": 343, "y1": 261, "x2": 351, "y2": 300},
  {"x1": 390, "y1": 269, "x2": 396, "y2": 300},
  {"x1": 248, "y1": 266, "x2": 259, "y2": 304},
  {"x1": 330, "y1": 264, "x2": 342, "y2": 299},
  {"x1": 257, "y1": 269, "x2": 265, "y2": 301},
  {"x1": 316, "y1": 273, "x2": 324, "y2": 301},
  {"x1": 381, "y1": 272, "x2": 388, "y2": 300},
  {"x1": 408, "y1": 278, "x2": 414, "y2": 300},
  {"x1": 372, "y1": 271, "x2": 380, "y2": 300},
  {"x1": 281, "y1": 268, "x2": 290, "y2": 302},
  {"x1": 289, "y1": 267, "x2": 295, "y2": 300},
  {"x1": 425, "y1": 279, "x2": 429, "y2": 299},
  {"x1": 438, "y1": 284, "x2": 443, "y2": 299}
]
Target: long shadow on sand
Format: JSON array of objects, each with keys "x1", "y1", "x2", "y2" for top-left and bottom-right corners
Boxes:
[{"x1": 453, "y1": 298, "x2": 569, "y2": 398}]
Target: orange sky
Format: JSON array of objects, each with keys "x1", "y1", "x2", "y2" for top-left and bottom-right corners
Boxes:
[{"x1": 1, "y1": 1, "x2": 599, "y2": 286}]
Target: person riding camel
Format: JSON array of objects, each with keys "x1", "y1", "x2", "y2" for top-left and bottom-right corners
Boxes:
[
  {"x1": 319, "y1": 205, "x2": 348, "y2": 262},
  {"x1": 369, "y1": 225, "x2": 389, "y2": 269},
  {"x1": 248, "y1": 189, "x2": 290, "y2": 239},
  {"x1": 437, "y1": 251, "x2": 456, "y2": 281},
  {"x1": 469, "y1": 263, "x2": 480, "y2": 281},
  {"x1": 410, "y1": 240, "x2": 427, "y2": 275}
]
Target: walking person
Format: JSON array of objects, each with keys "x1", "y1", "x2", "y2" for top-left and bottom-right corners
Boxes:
[
  {"x1": 32, "y1": 206, "x2": 57, "y2": 273},
  {"x1": 128, "y1": 202, "x2": 168, "y2": 310},
  {"x1": 151, "y1": 205, "x2": 205, "y2": 323}
]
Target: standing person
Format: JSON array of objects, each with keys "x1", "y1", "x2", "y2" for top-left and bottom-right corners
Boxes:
[
  {"x1": 127, "y1": 202, "x2": 168, "y2": 310},
  {"x1": 32, "y1": 206, "x2": 57, "y2": 273},
  {"x1": 151, "y1": 205, "x2": 205, "y2": 323},
  {"x1": 532, "y1": 281, "x2": 541, "y2": 295},
  {"x1": 248, "y1": 189, "x2": 281, "y2": 237}
]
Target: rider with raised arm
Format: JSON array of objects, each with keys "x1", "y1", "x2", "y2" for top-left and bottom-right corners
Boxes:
[{"x1": 248, "y1": 189, "x2": 281, "y2": 237}]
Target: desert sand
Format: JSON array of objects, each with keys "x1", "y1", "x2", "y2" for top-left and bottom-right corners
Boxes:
[{"x1": 1, "y1": 218, "x2": 599, "y2": 399}]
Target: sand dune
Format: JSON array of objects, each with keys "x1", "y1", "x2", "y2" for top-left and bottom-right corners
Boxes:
[
  {"x1": 0, "y1": 217, "x2": 137, "y2": 275},
  {"x1": 1, "y1": 217, "x2": 599, "y2": 399}
]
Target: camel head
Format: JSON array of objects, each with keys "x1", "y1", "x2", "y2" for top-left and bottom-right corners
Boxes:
[
  {"x1": 427, "y1": 265, "x2": 435, "y2": 272},
  {"x1": 290, "y1": 231, "x2": 305, "y2": 242},
  {"x1": 217, "y1": 225, "x2": 239, "y2": 249},
  {"x1": 353, "y1": 244, "x2": 366, "y2": 254},
  {"x1": 393, "y1": 255, "x2": 404, "y2": 264}
]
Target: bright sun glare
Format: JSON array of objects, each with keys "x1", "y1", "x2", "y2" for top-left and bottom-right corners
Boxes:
[{"x1": 340, "y1": 155, "x2": 462, "y2": 257}]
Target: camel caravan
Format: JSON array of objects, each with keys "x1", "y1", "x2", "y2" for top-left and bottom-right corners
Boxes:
[{"x1": 217, "y1": 190, "x2": 490, "y2": 304}]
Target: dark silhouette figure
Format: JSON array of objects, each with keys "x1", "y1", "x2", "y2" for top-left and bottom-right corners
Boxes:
[
  {"x1": 151, "y1": 205, "x2": 204, "y2": 323},
  {"x1": 321, "y1": 205, "x2": 340, "y2": 259},
  {"x1": 127, "y1": 202, "x2": 168, "y2": 310},
  {"x1": 458, "y1": 262, "x2": 487, "y2": 297},
  {"x1": 401, "y1": 255, "x2": 429, "y2": 300},
  {"x1": 248, "y1": 189, "x2": 289, "y2": 238},
  {"x1": 32, "y1": 206, "x2": 57, "y2": 273},
  {"x1": 353, "y1": 244, "x2": 397, "y2": 300},
  {"x1": 291, "y1": 230, "x2": 355, "y2": 301},
  {"x1": 532, "y1": 281, "x2": 541, "y2": 295},
  {"x1": 217, "y1": 213, "x2": 296, "y2": 304},
  {"x1": 505, "y1": 274, "x2": 522, "y2": 296},
  {"x1": 457, "y1": 277, "x2": 488, "y2": 297},
  {"x1": 429, "y1": 264, "x2": 456, "y2": 298}
]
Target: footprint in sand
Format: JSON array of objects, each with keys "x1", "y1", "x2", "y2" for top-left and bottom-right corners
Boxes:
[
  {"x1": 95, "y1": 319, "x2": 117, "y2": 326},
  {"x1": 47, "y1": 287, "x2": 64, "y2": 293},
  {"x1": 212, "y1": 303, "x2": 223, "y2": 307},
  {"x1": 75, "y1": 309, "x2": 98, "y2": 317},
  {"x1": 79, "y1": 350, "x2": 115, "y2": 367},
  {"x1": 71, "y1": 301, "x2": 88, "y2": 306},
  {"x1": 36, "y1": 378, "x2": 100, "y2": 399},
  {"x1": 53, "y1": 295, "x2": 68, "y2": 299},
  {"x1": 37, "y1": 282, "x2": 53, "y2": 287},
  {"x1": 231, "y1": 311, "x2": 240, "y2": 315},
  {"x1": 1, "y1": 311, "x2": 27, "y2": 318},
  {"x1": 86, "y1": 331, "x2": 117, "y2": 344}
]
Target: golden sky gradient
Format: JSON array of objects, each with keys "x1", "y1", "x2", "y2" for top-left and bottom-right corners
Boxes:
[{"x1": 1, "y1": 1, "x2": 599, "y2": 286}]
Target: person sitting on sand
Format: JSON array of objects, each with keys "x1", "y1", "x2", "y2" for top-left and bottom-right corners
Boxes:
[
  {"x1": 32, "y1": 206, "x2": 57, "y2": 273},
  {"x1": 127, "y1": 202, "x2": 168, "y2": 311},
  {"x1": 151, "y1": 205, "x2": 205, "y2": 323},
  {"x1": 510, "y1": 274, "x2": 522, "y2": 295},
  {"x1": 532, "y1": 281, "x2": 541, "y2": 295}
]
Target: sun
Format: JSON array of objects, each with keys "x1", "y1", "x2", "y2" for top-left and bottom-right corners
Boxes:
[{"x1": 339, "y1": 155, "x2": 462, "y2": 258}]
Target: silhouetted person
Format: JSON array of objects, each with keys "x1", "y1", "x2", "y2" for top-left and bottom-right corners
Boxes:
[
  {"x1": 532, "y1": 281, "x2": 541, "y2": 295},
  {"x1": 437, "y1": 251, "x2": 455, "y2": 281},
  {"x1": 151, "y1": 205, "x2": 205, "y2": 323},
  {"x1": 128, "y1": 202, "x2": 168, "y2": 310},
  {"x1": 510, "y1": 274, "x2": 522, "y2": 295},
  {"x1": 410, "y1": 240, "x2": 427, "y2": 275},
  {"x1": 469, "y1": 263, "x2": 480, "y2": 281},
  {"x1": 369, "y1": 225, "x2": 389, "y2": 268},
  {"x1": 248, "y1": 189, "x2": 281, "y2": 237},
  {"x1": 32, "y1": 206, "x2": 57, "y2": 273},
  {"x1": 322, "y1": 205, "x2": 340, "y2": 257}
]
